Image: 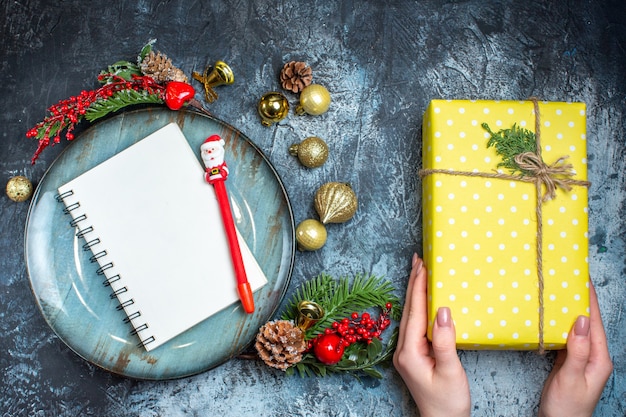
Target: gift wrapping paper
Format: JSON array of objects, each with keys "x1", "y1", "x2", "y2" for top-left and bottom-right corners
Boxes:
[{"x1": 422, "y1": 99, "x2": 590, "y2": 350}]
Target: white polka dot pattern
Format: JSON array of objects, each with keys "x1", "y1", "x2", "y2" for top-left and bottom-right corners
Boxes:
[{"x1": 422, "y1": 100, "x2": 590, "y2": 350}]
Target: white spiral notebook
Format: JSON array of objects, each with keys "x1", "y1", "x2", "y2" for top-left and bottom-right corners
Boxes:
[{"x1": 56, "y1": 123, "x2": 267, "y2": 351}]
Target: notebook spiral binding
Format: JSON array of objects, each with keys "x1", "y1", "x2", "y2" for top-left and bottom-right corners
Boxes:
[{"x1": 55, "y1": 190, "x2": 156, "y2": 349}]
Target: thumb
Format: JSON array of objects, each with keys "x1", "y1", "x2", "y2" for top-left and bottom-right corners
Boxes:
[
  {"x1": 559, "y1": 315, "x2": 591, "y2": 378},
  {"x1": 431, "y1": 307, "x2": 462, "y2": 375}
]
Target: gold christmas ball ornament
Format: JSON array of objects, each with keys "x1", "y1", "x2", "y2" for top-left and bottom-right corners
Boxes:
[
  {"x1": 257, "y1": 92, "x2": 290, "y2": 126},
  {"x1": 295, "y1": 219, "x2": 327, "y2": 251},
  {"x1": 314, "y1": 182, "x2": 358, "y2": 224},
  {"x1": 288, "y1": 136, "x2": 329, "y2": 168},
  {"x1": 295, "y1": 84, "x2": 331, "y2": 116},
  {"x1": 6, "y1": 175, "x2": 34, "y2": 202}
]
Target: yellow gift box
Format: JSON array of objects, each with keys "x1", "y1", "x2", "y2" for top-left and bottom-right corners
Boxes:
[{"x1": 421, "y1": 99, "x2": 590, "y2": 350}]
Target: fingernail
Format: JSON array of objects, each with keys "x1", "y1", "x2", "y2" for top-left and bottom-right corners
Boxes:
[
  {"x1": 416, "y1": 259, "x2": 423, "y2": 275},
  {"x1": 437, "y1": 307, "x2": 452, "y2": 328},
  {"x1": 412, "y1": 253, "x2": 419, "y2": 267},
  {"x1": 574, "y1": 315, "x2": 590, "y2": 336}
]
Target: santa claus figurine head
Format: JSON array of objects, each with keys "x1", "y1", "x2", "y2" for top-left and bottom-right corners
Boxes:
[
  {"x1": 201, "y1": 135, "x2": 229, "y2": 183},
  {"x1": 201, "y1": 135, "x2": 226, "y2": 169}
]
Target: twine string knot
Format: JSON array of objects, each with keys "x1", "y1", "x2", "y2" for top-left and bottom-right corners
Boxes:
[{"x1": 514, "y1": 152, "x2": 576, "y2": 202}]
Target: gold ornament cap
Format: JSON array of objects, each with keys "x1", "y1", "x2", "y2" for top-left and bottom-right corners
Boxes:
[
  {"x1": 258, "y1": 92, "x2": 290, "y2": 126},
  {"x1": 295, "y1": 219, "x2": 327, "y2": 251},
  {"x1": 289, "y1": 136, "x2": 329, "y2": 168},
  {"x1": 314, "y1": 182, "x2": 358, "y2": 224},
  {"x1": 295, "y1": 84, "x2": 331, "y2": 116},
  {"x1": 6, "y1": 175, "x2": 33, "y2": 202}
]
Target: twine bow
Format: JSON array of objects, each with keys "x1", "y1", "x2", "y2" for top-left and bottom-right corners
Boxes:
[
  {"x1": 419, "y1": 98, "x2": 590, "y2": 354},
  {"x1": 514, "y1": 152, "x2": 577, "y2": 202}
]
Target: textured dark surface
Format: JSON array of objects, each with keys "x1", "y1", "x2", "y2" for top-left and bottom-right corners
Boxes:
[{"x1": 1, "y1": 1, "x2": 625, "y2": 416}]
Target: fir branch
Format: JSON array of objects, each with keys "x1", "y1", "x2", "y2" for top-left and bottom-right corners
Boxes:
[
  {"x1": 286, "y1": 328, "x2": 399, "y2": 379},
  {"x1": 138, "y1": 39, "x2": 156, "y2": 64},
  {"x1": 84, "y1": 89, "x2": 163, "y2": 122},
  {"x1": 280, "y1": 274, "x2": 335, "y2": 323},
  {"x1": 277, "y1": 273, "x2": 401, "y2": 379},
  {"x1": 281, "y1": 274, "x2": 401, "y2": 339},
  {"x1": 482, "y1": 122, "x2": 537, "y2": 175},
  {"x1": 98, "y1": 60, "x2": 143, "y2": 84}
]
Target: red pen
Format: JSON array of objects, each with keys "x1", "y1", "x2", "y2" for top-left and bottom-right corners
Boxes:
[{"x1": 201, "y1": 135, "x2": 255, "y2": 314}]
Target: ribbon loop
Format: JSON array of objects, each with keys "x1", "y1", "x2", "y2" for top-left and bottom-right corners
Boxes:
[{"x1": 514, "y1": 152, "x2": 576, "y2": 201}]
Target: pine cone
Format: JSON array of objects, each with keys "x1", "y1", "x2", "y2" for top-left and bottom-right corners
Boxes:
[
  {"x1": 140, "y1": 50, "x2": 188, "y2": 83},
  {"x1": 280, "y1": 61, "x2": 313, "y2": 93},
  {"x1": 255, "y1": 320, "x2": 307, "y2": 370}
]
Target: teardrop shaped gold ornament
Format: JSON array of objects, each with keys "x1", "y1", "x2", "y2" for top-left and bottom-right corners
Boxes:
[{"x1": 314, "y1": 182, "x2": 358, "y2": 224}]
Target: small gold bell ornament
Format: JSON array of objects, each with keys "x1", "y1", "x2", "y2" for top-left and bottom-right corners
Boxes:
[
  {"x1": 314, "y1": 182, "x2": 358, "y2": 224},
  {"x1": 258, "y1": 92, "x2": 290, "y2": 126},
  {"x1": 295, "y1": 219, "x2": 327, "y2": 251},
  {"x1": 6, "y1": 176, "x2": 33, "y2": 202},
  {"x1": 289, "y1": 136, "x2": 329, "y2": 168},
  {"x1": 295, "y1": 84, "x2": 331, "y2": 116},
  {"x1": 192, "y1": 60, "x2": 235, "y2": 103}
]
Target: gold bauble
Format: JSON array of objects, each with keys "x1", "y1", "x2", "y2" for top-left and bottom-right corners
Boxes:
[
  {"x1": 6, "y1": 176, "x2": 33, "y2": 202},
  {"x1": 295, "y1": 84, "x2": 331, "y2": 116},
  {"x1": 314, "y1": 182, "x2": 358, "y2": 224},
  {"x1": 258, "y1": 92, "x2": 289, "y2": 126},
  {"x1": 295, "y1": 219, "x2": 327, "y2": 251},
  {"x1": 288, "y1": 136, "x2": 329, "y2": 168}
]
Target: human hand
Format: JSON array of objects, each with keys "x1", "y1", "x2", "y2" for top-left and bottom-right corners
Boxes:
[
  {"x1": 393, "y1": 254, "x2": 470, "y2": 417},
  {"x1": 538, "y1": 282, "x2": 613, "y2": 417}
]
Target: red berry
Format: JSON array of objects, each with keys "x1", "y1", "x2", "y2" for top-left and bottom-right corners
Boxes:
[{"x1": 313, "y1": 333, "x2": 345, "y2": 365}]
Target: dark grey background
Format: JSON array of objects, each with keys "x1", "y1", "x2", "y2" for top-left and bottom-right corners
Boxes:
[{"x1": 1, "y1": 1, "x2": 624, "y2": 416}]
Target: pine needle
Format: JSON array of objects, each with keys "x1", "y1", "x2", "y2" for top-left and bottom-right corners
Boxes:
[
  {"x1": 85, "y1": 90, "x2": 163, "y2": 121},
  {"x1": 98, "y1": 60, "x2": 143, "y2": 84},
  {"x1": 282, "y1": 273, "x2": 400, "y2": 339},
  {"x1": 482, "y1": 122, "x2": 537, "y2": 175}
]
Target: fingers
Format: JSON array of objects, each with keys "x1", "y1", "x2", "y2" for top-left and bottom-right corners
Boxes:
[
  {"x1": 588, "y1": 282, "x2": 610, "y2": 356},
  {"x1": 557, "y1": 314, "x2": 591, "y2": 379},
  {"x1": 396, "y1": 254, "x2": 418, "y2": 347},
  {"x1": 586, "y1": 281, "x2": 614, "y2": 383},
  {"x1": 396, "y1": 253, "x2": 427, "y2": 352},
  {"x1": 431, "y1": 306, "x2": 463, "y2": 376},
  {"x1": 548, "y1": 280, "x2": 612, "y2": 390}
]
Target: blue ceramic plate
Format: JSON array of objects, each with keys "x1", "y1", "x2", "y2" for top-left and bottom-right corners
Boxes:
[{"x1": 25, "y1": 108, "x2": 295, "y2": 380}]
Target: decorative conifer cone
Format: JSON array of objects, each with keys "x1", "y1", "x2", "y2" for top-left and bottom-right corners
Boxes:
[
  {"x1": 140, "y1": 50, "x2": 188, "y2": 83},
  {"x1": 280, "y1": 61, "x2": 313, "y2": 93},
  {"x1": 255, "y1": 320, "x2": 307, "y2": 370}
]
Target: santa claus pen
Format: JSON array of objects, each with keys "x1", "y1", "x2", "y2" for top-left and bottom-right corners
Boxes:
[{"x1": 201, "y1": 135, "x2": 255, "y2": 314}]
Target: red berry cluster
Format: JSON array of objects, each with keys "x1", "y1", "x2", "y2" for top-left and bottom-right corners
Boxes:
[
  {"x1": 331, "y1": 302, "x2": 393, "y2": 345},
  {"x1": 26, "y1": 74, "x2": 165, "y2": 163},
  {"x1": 310, "y1": 303, "x2": 393, "y2": 365}
]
